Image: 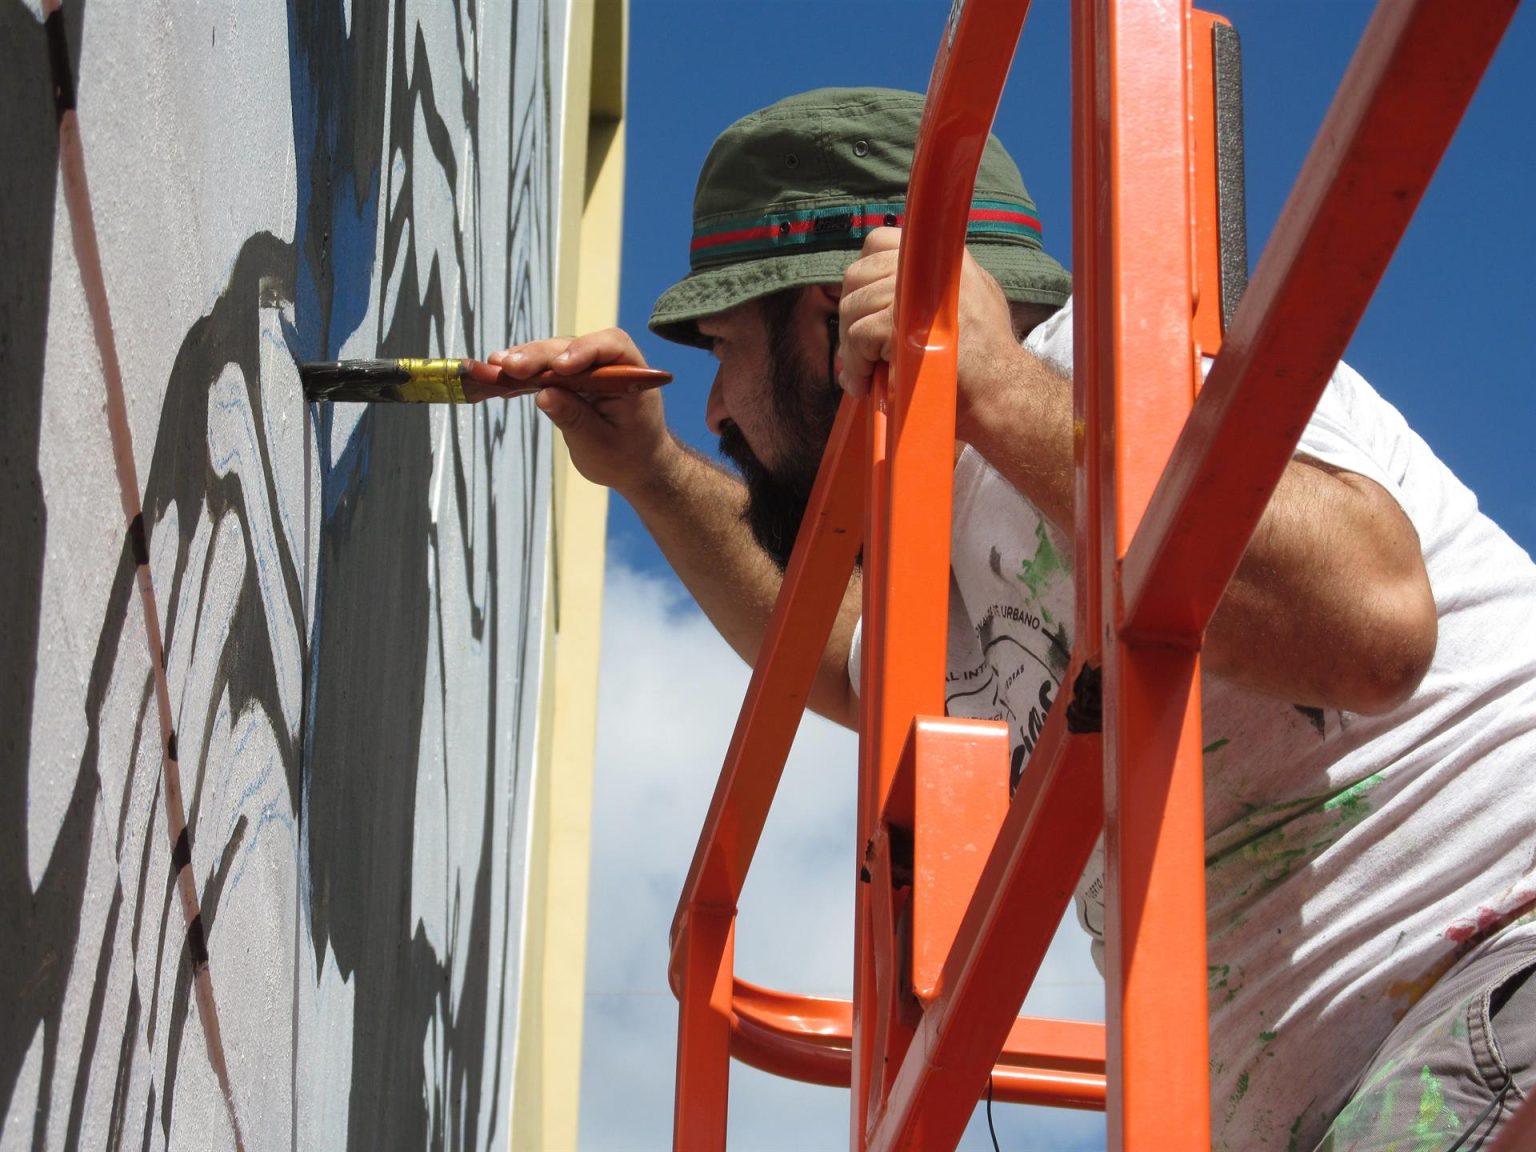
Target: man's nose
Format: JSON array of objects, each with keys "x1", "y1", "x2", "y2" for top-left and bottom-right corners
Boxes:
[{"x1": 705, "y1": 374, "x2": 729, "y2": 435}]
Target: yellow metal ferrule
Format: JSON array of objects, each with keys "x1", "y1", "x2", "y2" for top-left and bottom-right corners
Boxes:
[{"x1": 397, "y1": 359, "x2": 468, "y2": 403}]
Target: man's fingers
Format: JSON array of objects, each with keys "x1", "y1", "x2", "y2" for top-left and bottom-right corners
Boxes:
[
  {"x1": 838, "y1": 231, "x2": 901, "y2": 397},
  {"x1": 489, "y1": 337, "x2": 572, "y2": 378},
  {"x1": 841, "y1": 248, "x2": 900, "y2": 295},
  {"x1": 839, "y1": 312, "x2": 893, "y2": 397},
  {"x1": 839, "y1": 278, "x2": 895, "y2": 327},
  {"x1": 490, "y1": 327, "x2": 647, "y2": 380},
  {"x1": 549, "y1": 328, "x2": 644, "y2": 375},
  {"x1": 838, "y1": 250, "x2": 899, "y2": 397},
  {"x1": 860, "y1": 225, "x2": 902, "y2": 255}
]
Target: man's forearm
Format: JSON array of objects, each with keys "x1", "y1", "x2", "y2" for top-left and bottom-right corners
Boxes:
[
  {"x1": 622, "y1": 438, "x2": 860, "y2": 727},
  {"x1": 961, "y1": 347, "x2": 1435, "y2": 713},
  {"x1": 958, "y1": 344, "x2": 1076, "y2": 529}
]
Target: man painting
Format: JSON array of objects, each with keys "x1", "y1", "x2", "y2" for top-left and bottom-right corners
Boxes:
[{"x1": 497, "y1": 88, "x2": 1536, "y2": 1150}]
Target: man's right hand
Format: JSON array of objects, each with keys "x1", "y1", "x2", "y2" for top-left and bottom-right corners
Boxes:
[
  {"x1": 494, "y1": 326, "x2": 861, "y2": 729},
  {"x1": 489, "y1": 327, "x2": 675, "y2": 497}
]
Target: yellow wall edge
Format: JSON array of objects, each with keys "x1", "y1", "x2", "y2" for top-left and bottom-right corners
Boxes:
[{"x1": 513, "y1": 0, "x2": 627, "y2": 1148}]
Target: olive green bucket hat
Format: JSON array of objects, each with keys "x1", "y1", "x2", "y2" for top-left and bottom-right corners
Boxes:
[{"x1": 649, "y1": 86, "x2": 1072, "y2": 349}]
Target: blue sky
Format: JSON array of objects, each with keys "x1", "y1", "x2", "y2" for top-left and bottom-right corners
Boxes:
[
  {"x1": 580, "y1": 3, "x2": 1534, "y2": 1150},
  {"x1": 608, "y1": 0, "x2": 1535, "y2": 569}
]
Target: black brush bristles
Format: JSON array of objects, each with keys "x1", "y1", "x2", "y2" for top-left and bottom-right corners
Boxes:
[{"x1": 300, "y1": 360, "x2": 412, "y2": 403}]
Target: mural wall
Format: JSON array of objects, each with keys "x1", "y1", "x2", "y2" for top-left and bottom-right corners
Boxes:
[{"x1": 1, "y1": 0, "x2": 578, "y2": 1146}]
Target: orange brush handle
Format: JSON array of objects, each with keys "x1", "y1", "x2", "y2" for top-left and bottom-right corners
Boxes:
[{"x1": 461, "y1": 359, "x2": 672, "y2": 402}]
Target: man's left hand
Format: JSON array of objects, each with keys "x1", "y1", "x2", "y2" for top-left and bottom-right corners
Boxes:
[{"x1": 836, "y1": 226, "x2": 1026, "y2": 445}]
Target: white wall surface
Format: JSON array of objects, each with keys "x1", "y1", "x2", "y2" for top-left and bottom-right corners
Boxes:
[{"x1": 1, "y1": 1, "x2": 563, "y2": 1147}]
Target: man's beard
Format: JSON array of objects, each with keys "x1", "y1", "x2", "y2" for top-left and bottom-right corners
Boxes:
[{"x1": 717, "y1": 303, "x2": 840, "y2": 571}]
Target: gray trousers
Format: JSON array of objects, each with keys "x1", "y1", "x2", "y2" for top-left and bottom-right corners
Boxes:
[{"x1": 1312, "y1": 928, "x2": 1536, "y2": 1152}]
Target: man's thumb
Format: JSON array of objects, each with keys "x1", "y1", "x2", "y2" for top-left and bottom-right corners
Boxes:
[{"x1": 534, "y1": 387, "x2": 583, "y2": 430}]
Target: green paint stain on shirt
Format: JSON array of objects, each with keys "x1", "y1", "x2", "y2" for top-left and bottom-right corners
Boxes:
[
  {"x1": 1204, "y1": 737, "x2": 1231, "y2": 754},
  {"x1": 1016, "y1": 520, "x2": 1066, "y2": 598},
  {"x1": 1286, "y1": 1113, "x2": 1305, "y2": 1152},
  {"x1": 1322, "y1": 772, "x2": 1386, "y2": 824},
  {"x1": 1208, "y1": 963, "x2": 1241, "y2": 1004},
  {"x1": 1259, "y1": 1030, "x2": 1278, "y2": 1045},
  {"x1": 1230, "y1": 1071, "x2": 1250, "y2": 1107}
]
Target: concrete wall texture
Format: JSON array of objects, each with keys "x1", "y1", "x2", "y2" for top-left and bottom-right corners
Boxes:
[{"x1": 0, "y1": 0, "x2": 610, "y2": 1147}]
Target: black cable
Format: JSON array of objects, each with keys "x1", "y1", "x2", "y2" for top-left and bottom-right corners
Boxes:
[
  {"x1": 986, "y1": 1076, "x2": 1001, "y2": 1152},
  {"x1": 1443, "y1": 1077, "x2": 1513, "y2": 1152}
]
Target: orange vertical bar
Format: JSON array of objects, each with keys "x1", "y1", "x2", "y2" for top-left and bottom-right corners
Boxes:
[
  {"x1": 851, "y1": 378, "x2": 888, "y2": 1148},
  {"x1": 673, "y1": 910, "x2": 736, "y2": 1152},
  {"x1": 1083, "y1": 3, "x2": 1211, "y2": 1152},
  {"x1": 850, "y1": 81, "x2": 961, "y2": 1151},
  {"x1": 1070, "y1": 0, "x2": 1105, "y2": 663},
  {"x1": 865, "y1": 705, "x2": 1105, "y2": 1150},
  {"x1": 854, "y1": 0, "x2": 1035, "y2": 1138},
  {"x1": 1121, "y1": 0, "x2": 1517, "y2": 644}
]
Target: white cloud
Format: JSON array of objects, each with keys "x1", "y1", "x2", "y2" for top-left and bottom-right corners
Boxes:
[{"x1": 581, "y1": 560, "x2": 1106, "y2": 1151}]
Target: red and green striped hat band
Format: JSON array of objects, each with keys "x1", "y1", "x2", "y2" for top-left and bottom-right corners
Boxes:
[
  {"x1": 649, "y1": 204, "x2": 1072, "y2": 350},
  {"x1": 688, "y1": 200, "x2": 1043, "y2": 269},
  {"x1": 648, "y1": 87, "x2": 1073, "y2": 349}
]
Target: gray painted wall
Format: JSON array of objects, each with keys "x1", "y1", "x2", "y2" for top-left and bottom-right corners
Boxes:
[{"x1": 1, "y1": 0, "x2": 564, "y2": 1147}]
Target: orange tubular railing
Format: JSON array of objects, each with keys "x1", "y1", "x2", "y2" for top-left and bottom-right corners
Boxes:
[{"x1": 667, "y1": 1, "x2": 1525, "y2": 1149}]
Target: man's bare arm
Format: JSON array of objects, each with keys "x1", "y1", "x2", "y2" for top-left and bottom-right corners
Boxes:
[
  {"x1": 839, "y1": 229, "x2": 1437, "y2": 714},
  {"x1": 964, "y1": 360, "x2": 1438, "y2": 712},
  {"x1": 492, "y1": 329, "x2": 861, "y2": 728}
]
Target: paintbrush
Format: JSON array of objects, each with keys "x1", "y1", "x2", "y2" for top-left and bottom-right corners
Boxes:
[{"x1": 299, "y1": 358, "x2": 672, "y2": 404}]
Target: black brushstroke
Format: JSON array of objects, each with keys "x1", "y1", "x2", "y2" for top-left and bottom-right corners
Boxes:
[
  {"x1": 145, "y1": 230, "x2": 303, "y2": 799},
  {"x1": 0, "y1": 1, "x2": 77, "y2": 1128},
  {"x1": 128, "y1": 514, "x2": 148, "y2": 566},
  {"x1": 44, "y1": 7, "x2": 75, "y2": 112},
  {"x1": 185, "y1": 915, "x2": 209, "y2": 969},
  {"x1": 170, "y1": 827, "x2": 191, "y2": 873},
  {"x1": 298, "y1": 1, "x2": 550, "y2": 1144},
  {"x1": 156, "y1": 812, "x2": 245, "y2": 1142}
]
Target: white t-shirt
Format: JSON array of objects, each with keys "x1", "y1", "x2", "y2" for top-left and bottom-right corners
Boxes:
[{"x1": 848, "y1": 299, "x2": 1536, "y2": 1150}]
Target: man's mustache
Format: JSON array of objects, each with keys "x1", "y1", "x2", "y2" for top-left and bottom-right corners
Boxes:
[{"x1": 717, "y1": 422, "x2": 759, "y2": 476}]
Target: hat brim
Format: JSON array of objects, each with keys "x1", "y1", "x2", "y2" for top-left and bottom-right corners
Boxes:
[{"x1": 649, "y1": 243, "x2": 1072, "y2": 350}]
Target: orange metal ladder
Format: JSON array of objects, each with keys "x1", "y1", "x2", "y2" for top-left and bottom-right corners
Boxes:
[{"x1": 666, "y1": 2, "x2": 1527, "y2": 1149}]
